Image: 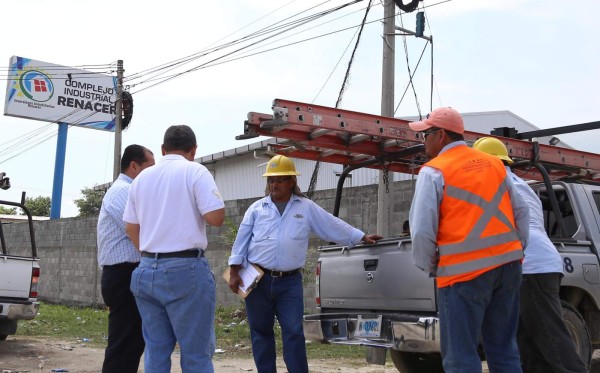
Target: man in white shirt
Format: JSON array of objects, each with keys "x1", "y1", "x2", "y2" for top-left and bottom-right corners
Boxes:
[
  {"x1": 124, "y1": 125, "x2": 225, "y2": 373},
  {"x1": 474, "y1": 137, "x2": 587, "y2": 373}
]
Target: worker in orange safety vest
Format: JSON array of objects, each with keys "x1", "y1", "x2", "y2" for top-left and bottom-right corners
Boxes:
[{"x1": 408, "y1": 107, "x2": 530, "y2": 373}]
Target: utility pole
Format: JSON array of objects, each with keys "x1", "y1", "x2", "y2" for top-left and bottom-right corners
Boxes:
[
  {"x1": 377, "y1": 0, "x2": 395, "y2": 236},
  {"x1": 113, "y1": 60, "x2": 124, "y2": 180}
]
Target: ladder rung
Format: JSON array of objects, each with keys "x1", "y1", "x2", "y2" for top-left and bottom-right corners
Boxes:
[
  {"x1": 349, "y1": 134, "x2": 370, "y2": 144},
  {"x1": 351, "y1": 154, "x2": 374, "y2": 162},
  {"x1": 320, "y1": 149, "x2": 339, "y2": 158},
  {"x1": 310, "y1": 128, "x2": 331, "y2": 139}
]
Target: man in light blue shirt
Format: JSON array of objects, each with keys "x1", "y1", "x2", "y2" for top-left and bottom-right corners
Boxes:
[
  {"x1": 228, "y1": 155, "x2": 381, "y2": 373},
  {"x1": 97, "y1": 144, "x2": 154, "y2": 373}
]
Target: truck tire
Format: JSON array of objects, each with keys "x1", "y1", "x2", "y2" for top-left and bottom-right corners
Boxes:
[
  {"x1": 561, "y1": 301, "x2": 592, "y2": 369},
  {"x1": 0, "y1": 334, "x2": 7, "y2": 341},
  {"x1": 389, "y1": 350, "x2": 444, "y2": 373}
]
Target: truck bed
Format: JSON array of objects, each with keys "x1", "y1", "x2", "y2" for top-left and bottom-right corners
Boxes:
[{"x1": 318, "y1": 238, "x2": 436, "y2": 312}]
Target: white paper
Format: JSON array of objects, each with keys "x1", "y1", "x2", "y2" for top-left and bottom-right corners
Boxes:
[{"x1": 238, "y1": 264, "x2": 261, "y2": 293}]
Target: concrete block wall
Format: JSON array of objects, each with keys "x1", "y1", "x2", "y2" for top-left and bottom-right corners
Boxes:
[{"x1": 0, "y1": 180, "x2": 415, "y2": 311}]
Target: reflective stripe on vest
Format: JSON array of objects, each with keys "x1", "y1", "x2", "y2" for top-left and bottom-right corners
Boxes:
[
  {"x1": 438, "y1": 178, "x2": 519, "y2": 257},
  {"x1": 426, "y1": 146, "x2": 523, "y2": 286}
]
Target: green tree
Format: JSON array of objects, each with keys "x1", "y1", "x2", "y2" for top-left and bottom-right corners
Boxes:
[
  {"x1": 0, "y1": 205, "x2": 17, "y2": 215},
  {"x1": 24, "y1": 196, "x2": 51, "y2": 216},
  {"x1": 74, "y1": 187, "x2": 105, "y2": 217}
]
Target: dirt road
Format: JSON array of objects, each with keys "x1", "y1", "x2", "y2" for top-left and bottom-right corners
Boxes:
[
  {"x1": 0, "y1": 336, "x2": 397, "y2": 373},
  {"x1": 2, "y1": 336, "x2": 599, "y2": 372}
]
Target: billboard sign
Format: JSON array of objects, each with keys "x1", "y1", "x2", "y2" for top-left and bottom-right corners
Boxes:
[{"x1": 4, "y1": 56, "x2": 117, "y2": 131}]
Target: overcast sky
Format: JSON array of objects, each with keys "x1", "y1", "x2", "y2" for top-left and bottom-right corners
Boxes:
[{"x1": 1, "y1": 0, "x2": 599, "y2": 217}]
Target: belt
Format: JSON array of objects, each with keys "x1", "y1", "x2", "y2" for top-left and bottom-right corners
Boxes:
[
  {"x1": 256, "y1": 264, "x2": 301, "y2": 278},
  {"x1": 103, "y1": 262, "x2": 139, "y2": 269},
  {"x1": 141, "y1": 249, "x2": 204, "y2": 259}
]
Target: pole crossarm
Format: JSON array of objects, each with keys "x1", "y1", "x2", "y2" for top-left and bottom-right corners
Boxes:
[{"x1": 238, "y1": 99, "x2": 600, "y2": 183}]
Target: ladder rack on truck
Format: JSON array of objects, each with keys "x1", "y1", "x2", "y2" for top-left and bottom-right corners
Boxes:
[
  {"x1": 237, "y1": 100, "x2": 600, "y2": 372},
  {"x1": 237, "y1": 98, "x2": 600, "y2": 183}
]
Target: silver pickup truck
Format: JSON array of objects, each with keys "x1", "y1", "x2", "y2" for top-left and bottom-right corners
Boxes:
[
  {"x1": 304, "y1": 181, "x2": 600, "y2": 372},
  {"x1": 0, "y1": 193, "x2": 41, "y2": 341}
]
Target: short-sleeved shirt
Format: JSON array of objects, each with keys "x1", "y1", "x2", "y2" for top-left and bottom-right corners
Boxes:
[
  {"x1": 123, "y1": 154, "x2": 224, "y2": 253},
  {"x1": 97, "y1": 173, "x2": 140, "y2": 268}
]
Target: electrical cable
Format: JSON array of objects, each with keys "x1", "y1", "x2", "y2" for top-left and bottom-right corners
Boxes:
[
  {"x1": 312, "y1": 29, "x2": 360, "y2": 103},
  {"x1": 128, "y1": 0, "x2": 449, "y2": 93},
  {"x1": 335, "y1": 0, "x2": 374, "y2": 108},
  {"x1": 398, "y1": 13, "x2": 422, "y2": 118},
  {"x1": 212, "y1": 3, "x2": 373, "y2": 76},
  {"x1": 307, "y1": 0, "x2": 374, "y2": 200},
  {"x1": 127, "y1": 1, "x2": 365, "y2": 92},
  {"x1": 124, "y1": 1, "x2": 354, "y2": 85},
  {"x1": 394, "y1": 41, "x2": 428, "y2": 114},
  {"x1": 131, "y1": 10, "x2": 381, "y2": 94},
  {"x1": 0, "y1": 107, "x2": 111, "y2": 164}
]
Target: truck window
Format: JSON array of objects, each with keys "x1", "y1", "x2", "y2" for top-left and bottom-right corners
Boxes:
[
  {"x1": 593, "y1": 192, "x2": 600, "y2": 216},
  {"x1": 540, "y1": 189, "x2": 578, "y2": 238}
]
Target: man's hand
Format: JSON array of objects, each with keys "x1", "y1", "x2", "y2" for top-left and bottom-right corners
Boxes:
[
  {"x1": 228, "y1": 265, "x2": 244, "y2": 294},
  {"x1": 362, "y1": 234, "x2": 383, "y2": 244}
]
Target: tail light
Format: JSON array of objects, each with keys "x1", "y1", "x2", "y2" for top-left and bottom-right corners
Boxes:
[
  {"x1": 315, "y1": 261, "x2": 321, "y2": 307},
  {"x1": 30, "y1": 267, "x2": 40, "y2": 298}
]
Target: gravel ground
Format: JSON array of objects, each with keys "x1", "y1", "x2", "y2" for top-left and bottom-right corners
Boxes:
[{"x1": 2, "y1": 336, "x2": 599, "y2": 372}]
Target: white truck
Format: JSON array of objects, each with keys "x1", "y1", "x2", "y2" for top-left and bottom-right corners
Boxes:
[
  {"x1": 0, "y1": 177, "x2": 41, "y2": 341},
  {"x1": 237, "y1": 99, "x2": 600, "y2": 372}
]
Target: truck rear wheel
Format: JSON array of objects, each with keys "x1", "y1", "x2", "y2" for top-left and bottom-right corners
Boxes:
[
  {"x1": 389, "y1": 350, "x2": 444, "y2": 373},
  {"x1": 561, "y1": 301, "x2": 592, "y2": 369},
  {"x1": 0, "y1": 334, "x2": 7, "y2": 341}
]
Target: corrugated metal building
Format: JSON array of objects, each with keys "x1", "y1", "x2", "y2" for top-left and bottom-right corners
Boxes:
[{"x1": 199, "y1": 110, "x2": 569, "y2": 201}]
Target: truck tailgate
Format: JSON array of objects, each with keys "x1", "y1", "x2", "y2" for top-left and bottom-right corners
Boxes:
[
  {"x1": 0, "y1": 255, "x2": 35, "y2": 299},
  {"x1": 318, "y1": 238, "x2": 436, "y2": 312}
]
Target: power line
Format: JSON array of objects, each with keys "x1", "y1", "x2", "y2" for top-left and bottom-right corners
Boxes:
[
  {"x1": 335, "y1": 0, "x2": 374, "y2": 108},
  {"x1": 128, "y1": 0, "x2": 450, "y2": 94},
  {"x1": 397, "y1": 12, "x2": 422, "y2": 118},
  {"x1": 394, "y1": 41, "x2": 429, "y2": 115},
  {"x1": 127, "y1": 1, "x2": 366, "y2": 92},
  {"x1": 124, "y1": 0, "x2": 319, "y2": 82},
  {"x1": 307, "y1": 0, "x2": 374, "y2": 200},
  {"x1": 131, "y1": 6, "x2": 379, "y2": 94}
]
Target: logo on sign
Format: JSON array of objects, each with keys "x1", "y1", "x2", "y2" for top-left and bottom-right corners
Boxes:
[{"x1": 18, "y1": 70, "x2": 54, "y2": 102}]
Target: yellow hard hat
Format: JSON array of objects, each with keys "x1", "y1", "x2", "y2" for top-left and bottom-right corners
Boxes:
[
  {"x1": 263, "y1": 155, "x2": 301, "y2": 176},
  {"x1": 473, "y1": 137, "x2": 514, "y2": 165}
]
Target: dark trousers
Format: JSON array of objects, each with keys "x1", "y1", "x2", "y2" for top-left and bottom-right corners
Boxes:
[
  {"x1": 101, "y1": 262, "x2": 145, "y2": 373},
  {"x1": 517, "y1": 272, "x2": 588, "y2": 373}
]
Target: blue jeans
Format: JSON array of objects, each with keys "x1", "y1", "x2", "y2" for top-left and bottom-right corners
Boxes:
[
  {"x1": 245, "y1": 272, "x2": 308, "y2": 373},
  {"x1": 438, "y1": 261, "x2": 522, "y2": 373},
  {"x1": 130, "y1": 256, "x2": 216, "y2": 373}
]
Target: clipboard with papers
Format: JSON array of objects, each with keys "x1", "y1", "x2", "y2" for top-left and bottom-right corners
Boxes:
[{"x1": 222, "y1": 263, "x2": 264, "y2": 298}]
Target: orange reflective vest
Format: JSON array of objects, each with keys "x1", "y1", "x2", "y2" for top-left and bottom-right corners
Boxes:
[{"x1": 426, "y1": 145, "x2": 523, "y2": 288}]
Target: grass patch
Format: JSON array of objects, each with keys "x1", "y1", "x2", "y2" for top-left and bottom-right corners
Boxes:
[
  {"x1": 17, "y1": 302, "x2": 108, "y2": 347},
  {"x1": 18, "y1": 302, "x2": 369, "y2": 360}
]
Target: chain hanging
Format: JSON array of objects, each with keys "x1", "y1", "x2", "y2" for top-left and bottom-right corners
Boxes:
[{"x1": 383, "y1": 163, "x2": 390, "y2": 193}]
